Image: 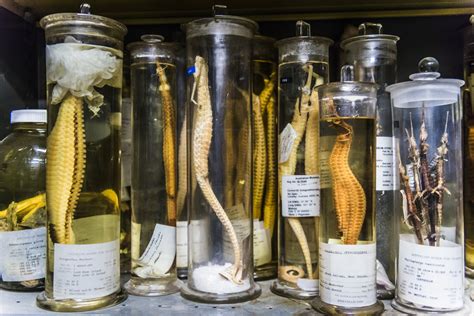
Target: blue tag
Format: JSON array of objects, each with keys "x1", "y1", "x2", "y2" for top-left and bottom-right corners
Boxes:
[
  {"x1": 187, "y1": 66, "x2": 196, "y2": 75},
  {"x1": 280, "y1": 77, "x2": 292, "y2": 84}
]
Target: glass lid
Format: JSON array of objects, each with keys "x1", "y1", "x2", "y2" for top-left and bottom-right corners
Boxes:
[
  {"x1": 340, "y1": 22, "x2": 399, "y2": 48},
  {"x1": 127, "y1": 34, "x2": 179, "y2": 60}
]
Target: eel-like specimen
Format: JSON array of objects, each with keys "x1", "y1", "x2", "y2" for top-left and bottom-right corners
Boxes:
[
  {"x1": 47, "y1": 94, "x2": 85, "y2": 244},
  {"x1": 176, "y1": 115, "x2": 187, "y2": 219},
  {"x1": 279, "y1": 64, "x2": 314, "y2": 282},
  {"x1": 263, "y1": 95, "x2": 277, "y2": 236},
  {"x1": 156, "y1": 63, "x2": 177, "y2": 226},
  {"x1": 191, "y1": 56, "x2": 243, "y2": 284},
  {"x1": 329, "y1": 120, "x2": 366, "y2": 245},
  {"x1": 252, "y1": 94, "x2": 266, "y2": 220}
]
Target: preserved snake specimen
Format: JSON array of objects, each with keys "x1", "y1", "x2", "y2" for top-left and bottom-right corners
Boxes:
[
  {"x1": 279, "y1": 64, "x2": 314, "y2": 282},
  {"x1": 156, "y1": 63, "x2": 177, "y2": 226},
  {"x1": 253, "y1": 94, "x2": 266, "y2": 220},
  {"x1": 191, "y1": 56, "x2": 243, "y2": 284},
  {"x1": 47, "y1": 94, "x2": 86, "y2": 244},
  {"x1": 329, "y1": 120, "x2": 366, "y2": 245}
]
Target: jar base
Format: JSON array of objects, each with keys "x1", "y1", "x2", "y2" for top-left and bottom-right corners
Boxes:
[
  {"x1": 180, "y1": 282, "x2": 261, "y2": 304},
  {"x1": 124, "y1": 277, "x2": 182, "y2": 296},
  {"x1": 177, "y1": 267, "x2": 188, "y2": 280},
  {"x1": 270, "y1": 280, "x2": 318, "y2": 300},
  {"x1": 391, "y1": 298, "x2": 469, "y2": 315},
  {"x1": 0, "y1": 280, "x2": 44, "y2": 292},
  {"x1": 254, "y1": 261, "x2": 277, "y2": 281},
  {"x1": 36, "y1": 289, "x2": 127, "y2": 312},
  {"x1": 311, "y1": 297, "x2": 384, "y2": 316}
]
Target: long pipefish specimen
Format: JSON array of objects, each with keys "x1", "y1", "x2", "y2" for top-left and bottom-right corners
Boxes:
[
  {"x1": 47, "y1": 94, "x2": 86, "y2": 244},
  {"x1": 329, "y1": 120, "x2": 366, "y2": 245},
  {"x1": 156, "y1": 62, "x2": 177, "y2": 226},
  {"x1": 191, "y1": 56, "x2": 243, "y2": 284},
  {"x1": 263, "y1": 95, "x2": 277, "y2": 236},
  {"x1": 253, "y1": 94, "x2": 266, "y2": 220}
]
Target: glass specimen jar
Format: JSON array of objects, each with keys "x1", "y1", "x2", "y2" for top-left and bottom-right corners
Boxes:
[
  {"x1": 310, "y1": 66, "x2": 384, "y2": 315},
  {"x1": 341, "y1": 23, "x2": 399, "y2": 299},
  {"x1": 180, "y1": 8, "x2": 261, "y2": 304},
  {"x1": 252, "y1": 34, "x2": 278, "y2": 280},
  {"x1": 463, "y1": 16, "x2": 474, "y2": 279},
  {"x1": 0, "y1": 110, "x2": 47, "y2": 292},
  {"x1": 124, "y1": 34, "x2": 181, "y2": 296},
  {"x1": 388, "y1": 57, "x2": 465, "y2": 313},
  {"x1": 272, "y1": 21, "x2": 333, "y2": 300},
  {"x1": 37, "y1": 3, "x2": 127, "y2": 312}
]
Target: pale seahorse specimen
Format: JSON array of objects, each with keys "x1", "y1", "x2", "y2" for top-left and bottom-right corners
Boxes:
[
  {"x1": 252, "y1": 94, "x2": 266, "y2": 220},
  {"x1": 156, "y1": 63, "x2": 177, "y2": 226},
  {"x1": 279, "y1": 64, "x2": 314, "y2": 282},
  {"x1": 191, "y1": 56, "x2": 242, "y2": 284},
  {"x1": 329, "y1": 120, "x2": 366, "y2": 245},
  {"x1": 47, "y1": 94, "x2": 86, "y2": 244},
  {"x1": 176, "y1": 115, "x2": 187, "y2": 219}
]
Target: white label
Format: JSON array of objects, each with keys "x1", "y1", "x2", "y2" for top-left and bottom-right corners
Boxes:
[
  {"x1": 53, "y1": 239, "x2": 120, "y2": 300},
  {"x1": 376, "y1": 136, "x2": 395, "y2": 191},
  {"x1": 253, "y1": 220, "x2": 271, "y2": 267},
  {"x1": 282, "y1": 175, "x2": 320, "y2": 217},
  {"x1": 398, "y1": 234, "x2": 464, "y2": 309},
  {"x1": 0, "y1": 227, "x2": 46, "y2": 282},
  {"x1": 176, "y1": 221, "x2": 188, "y2": 268},
  {"x1": 319, "y1": 242, "x2": 377, "y2": 308},
  {"x1": 137, "y1": 224, "x2": 176, "y2": 275},
  {"x1": 279, "y1": 123, "x2": 297, "y2": 163},
  {"x1": 319, "y1": 136, "x2": 335, "y2": 189},
  {"x1": 189, "y1": 219, "x2": 210, "y2": 263},
  {"x1": 297, "y1": 278, "x2": 319, "y2": 291},
  {"x1": 224, "y1": 204, "x2": 251, "y2": 261}
]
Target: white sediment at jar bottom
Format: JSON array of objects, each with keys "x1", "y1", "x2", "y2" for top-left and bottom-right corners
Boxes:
[{"x1": 192, "y1": 263, "x2": 251, "y2": 294}]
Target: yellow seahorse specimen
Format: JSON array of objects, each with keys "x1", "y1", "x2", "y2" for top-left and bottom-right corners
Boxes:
[
  {"x1": 176, "y1": 115, "x2": 187, "y2": 219},
  {"x1": 47, "y1": 94, "x2": 85, "y2": 244},
  {"x1": 329, "y1": 120, "x2": 366, "y2": 245},
  {"x1": 263, "y1": 95, "x2": 277, "y2": 236},
  {"x1": 0, "y1": 194, "x2": 45, "y2": 222},
  {"x1": 156, "y1": 63, "x2": 177, "y2": 226},
  {"x1": 279, "y1": 65, "x2": 314, "y2": 281},
  {"x1": 191, "y1": 56, "x2": 242, "y2": 284},
  {"x1": 253, "y1": 94, "x2": 266, "y2": 220}
]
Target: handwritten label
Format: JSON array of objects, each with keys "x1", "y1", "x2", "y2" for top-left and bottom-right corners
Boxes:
[
  {"x1": 253, "y1": 220, "x2": 271, "y2": 267},
  {"x1": 282, "y1": 175, "x2": 320, "y2": 217},
  {"x1": 279, "y1": 123, "x2": 297, "y2": 163},
  {"x1": 376, "y1": 136, "x2": 395, "y2": 191},
  {"x1": 176, "y1": 221, "x2": 188, "y2": 268},
  {"x1": 397, "y1": 234, "x2": 464, "y2": 309},
  {"x1": 53, "y1": 239, "x2": 120, "y2": 300},
  {"x1": 0, "y1": 227, "x2": 46, "y2": 282},
  {"x1": 319, "y1": 242, "x2": 377, "y2": 307},
  {"x1": 137, "y1": 224, "x2": 176, "y2": 275}
]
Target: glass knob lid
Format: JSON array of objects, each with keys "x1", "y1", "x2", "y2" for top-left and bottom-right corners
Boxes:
[
  {"x1": 358, "y1": 22, "x2": 383, "y2": 35},
  {"x1": 141, "y1": 34, "x2": 164, "y2": 43},
  {"x1": 409, "y1": 57, "x2": 441, "y2": 81}
]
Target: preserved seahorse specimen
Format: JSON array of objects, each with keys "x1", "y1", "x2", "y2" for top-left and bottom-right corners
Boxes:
[
  {"x1": 263, "y1": 95, "x2": 277, "y2": 236},
  {"x1": 253, "y1": 94, "x2": 266, "y2": 219},
  {"x1": 47, "y1": 94, "x2": 86, "y2": 244},
  {"x1": 259, "y1": 72, "x2": 276, "y2": 111},
  {"x1": 156, "y1": 63, "x2": 177, "y2": 226},
  {"x1": 329, "y1": 120, "x2": 366, "y2": 245},
  {"x1": 191, "y1": 56, "x2": 242, "y2": 284},
  {"x1": 176, "y1": 115, "x2": 187, "y2": 219},
  {"x1": 279, "y1": 64, "x2": 313, "y2": 282}
]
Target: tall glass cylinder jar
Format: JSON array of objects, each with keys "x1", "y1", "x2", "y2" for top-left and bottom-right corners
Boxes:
[
  {"x1": 124, "y1": 35, "x2": 181, "y2": 296},
  {"x1": 181, "y1": 13, "x2": 261, "y2": 304},
  {"x1": 252, "y1": 35, "x2": 278, "y2": 280},
  {"x1": 271, "y1": 21, "x2": 333, "y2": 300},
  {"x1": 388, "y1": 58, "x2": 465, "y2": 313},
  {"x1": 310, "y1": 66, "x2": 383, "y2": 315},
  {"x1": 0, "y1": 110, "x2": 47, "y2": 292},
  {"x1": 341, "y1": 23, "x2": 399, "y2": 299},
  {"x1": 463, "y1": 16, "x2": 474, "y2": 279},
  {"x1": 37, "y1": 4, "x2": 127, "y2": 312}
]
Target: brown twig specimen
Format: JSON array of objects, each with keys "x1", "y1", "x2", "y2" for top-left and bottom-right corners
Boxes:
[{"x1": 156, "y1": 63, "x2": 177, "y2": 226}]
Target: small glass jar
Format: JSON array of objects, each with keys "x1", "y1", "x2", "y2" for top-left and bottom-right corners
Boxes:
[
  {"x1": 310, "y1": 66, "x2": 383, "y2": 315},
  {"x1": 37, "y1": 3, "x2": 127, "y2": 312},
  {"x1": 341, "y1": 23, "x2": 399, "y2": 299},
  {"x1": 252, "y1": 34, "x2": 278, "y2": 280},
  {"x1": 388, "y1": 58, "x2": 465, "y2": 313},
  {"x1": 272, "y1": 21, "x2": 332, "y2": 300},
  {"x1": 463, "y1": 15, "x2": 474, "y2": 279},
  {"x1": 0, "y1": 110, "x2": 47, "y2": 292},
  {"x1": 124, "y1": 34, "x2": 181, "y2": 296},
  {"x1": 181, "y1": 8, "x2": 261, "y2": 304}
]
